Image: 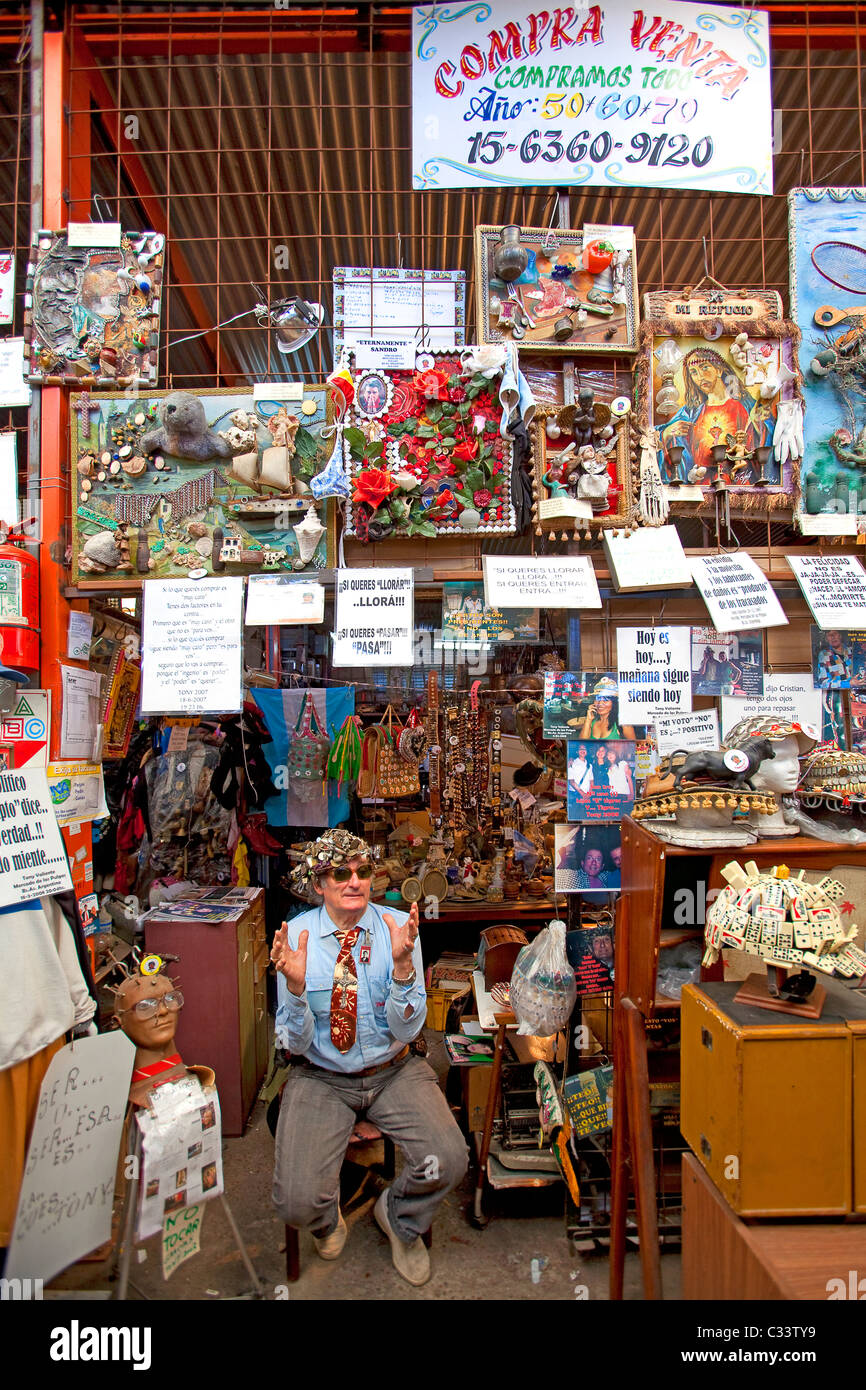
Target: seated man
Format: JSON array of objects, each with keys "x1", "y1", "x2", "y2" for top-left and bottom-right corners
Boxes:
[{"x1": 271, "y1": 828, "x2": 468, "y2": 1287}]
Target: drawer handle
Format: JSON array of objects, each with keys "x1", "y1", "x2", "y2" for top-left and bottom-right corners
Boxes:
[
  {"x1": 700, "y1": 1134, "x2": 712, "y2": 1160},
  {"x1": 701, "y1": 1028, "x2": 713, "y2": 1051}
]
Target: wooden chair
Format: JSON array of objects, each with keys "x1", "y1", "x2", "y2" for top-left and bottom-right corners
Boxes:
[{"x1": 270, "y1": 1101, "x2": 434, "y2": 1283}]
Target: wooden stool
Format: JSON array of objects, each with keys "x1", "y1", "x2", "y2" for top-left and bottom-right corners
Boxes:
[{"x1": 283, "y1": 1122, "x2": 432, "y2": 1282}]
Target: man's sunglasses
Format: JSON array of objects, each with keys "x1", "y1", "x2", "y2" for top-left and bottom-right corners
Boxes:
[{"x1": 329, "y1": 862, "x2": 374, "y2": 883}]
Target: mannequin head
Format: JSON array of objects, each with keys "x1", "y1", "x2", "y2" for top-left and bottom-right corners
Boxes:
[
  {"x1": 113, "y1": 970, "x2": 183, "y2": 1069},
  {"x1": 750, "y1": 734, "x2": 801, "y2": 793}
]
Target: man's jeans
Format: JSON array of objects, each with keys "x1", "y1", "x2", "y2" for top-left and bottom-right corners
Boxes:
[{"x1": 272, "y1": 1054, "x2": 469, "y2": 1242}]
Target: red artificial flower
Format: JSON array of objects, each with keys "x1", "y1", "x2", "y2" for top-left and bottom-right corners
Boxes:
[
  {"x1": 412, "y1": 368, "x2": 451, "y2": 401},
  {"x1": 473, "y1": 489, "x2": 493, "y2": 509},
  {"x1": 452, "y1": 438, "x2": 479, "y2": 463},
  {"x1": 449, "y1": 386, "x2": 467, "y2": 403},
  {"x1": 353, "y1": 467, "x2": 398, "y2": 510},
  {"x1": 431, "y1": 458, "x2": 457, "y2": 478}
]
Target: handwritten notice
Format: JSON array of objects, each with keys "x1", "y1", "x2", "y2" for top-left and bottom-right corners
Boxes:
[
  {"x1": 602, "y1": 526, "x2": 692, "y2": 592},
  {"x1": 616, "y1": 627, "x2": 692, "y2": 721},
  {"x1": 141, "y1": 577, "x2": 244, "y2": 715},
  {"x1": 0, "y1": 768, "x2": 72, "y2": 906},
  {"x1": 787, "y1": 554, "x2": 866, "y2": 629},
  {"x1": 334, "y1": 267, "x2": 465, "y2": 362},
  {"x1": 162, "y1": 1203, "x2": 204, "y2": 1281},
  {"x1": 483, "y1": 556, "x2": 601, "y2": 609},
  {"x1": 6, "y1": 1033, "x2": 135, "y2": 1282},
  {"x1": 721, "y1": 674, "x2": 822, "y2": 741},
  {"x1": 690, "y1": 553, "x2": 787, "y2": 632},
  {"x1": 333, "y1": 568, "x2": 414, "y2": 666},
  {"x1": 412, "y1": 0, "x2": 773, "y2": 196},
  {"x1": 653, "y1": 709, "x2": 720, "y2": 757}
]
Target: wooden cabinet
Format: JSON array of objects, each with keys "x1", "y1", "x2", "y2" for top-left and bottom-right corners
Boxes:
[
  {"x1": 144, "y1": 888, "x2": 268, "y2": 1136},
  {"x1": 681, "y1": 981, "x2": 859, "y2": 1218}
]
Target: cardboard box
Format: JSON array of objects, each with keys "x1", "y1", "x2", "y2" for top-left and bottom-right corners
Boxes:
[{"x1": 463, "y1": 1063, "x2": 494, "y2": 1133}]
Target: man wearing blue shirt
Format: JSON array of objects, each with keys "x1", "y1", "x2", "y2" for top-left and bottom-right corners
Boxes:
[{"x1": 271, "y1": 828, "x2": 468, "y2": 1286}]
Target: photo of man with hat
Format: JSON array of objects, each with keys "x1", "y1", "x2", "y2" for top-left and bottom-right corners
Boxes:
[{"x1": 270, "y1": 828, "x2": 468, "y2": 1287}]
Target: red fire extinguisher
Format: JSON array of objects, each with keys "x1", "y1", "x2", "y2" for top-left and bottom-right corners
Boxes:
[{"x1": 0, "y1": 537, "x2": 39, "y2": 671}]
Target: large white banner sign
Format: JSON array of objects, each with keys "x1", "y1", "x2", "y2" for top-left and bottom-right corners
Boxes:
[{"x1": 412, "y1": 0, "x2": 772, "y2": 194}]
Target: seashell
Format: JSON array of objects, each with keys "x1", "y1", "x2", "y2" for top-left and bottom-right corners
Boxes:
[
  {"x1": 82, "y1": 531, "x2": 124, "y2": 568},
  {"x1": 195, "y1": 537, "x2": 212, "y2": 557},
  {"x1": 188, "y1": 522, "x2": 208, "y2": 538},
  {"x1": 293, "y1": 504, "x2": 325, "y2": 563},
  {"x1": 109, "y1": 461, "x2": 121, "y2": 474},
  {"x1": 122, "y1": 454, "x2": 147, "y2": 477},
  {"x1": 77, "y1": 456, "x2": 93, "y2": 476},
  {"x1": 458, "y1": 508, "x2": 481, "y2": 532}
]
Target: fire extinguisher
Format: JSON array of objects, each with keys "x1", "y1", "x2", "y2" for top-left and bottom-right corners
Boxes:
[{"x1": 0, "y1": 535, "x2": 39, "y2": 673}]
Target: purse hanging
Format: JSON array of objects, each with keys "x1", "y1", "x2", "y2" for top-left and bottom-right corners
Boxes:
[
  {"x1": 326, "y1": 714, "x2": 363, "y2": 793},
  {"x1": 285, "y1": 691, "x2": 331, "y2": 792},
  {"x1": 376, "y1": 704, "x2": 420, "y2": 798}
]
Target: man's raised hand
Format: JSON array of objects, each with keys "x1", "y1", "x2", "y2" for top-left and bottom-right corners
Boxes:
[
  {"x1": 383, "y1": 901, "x2": 419, "y2": 976},
  {"x1": 271, "y1": 922, "x2": 309, "y2": 997}
]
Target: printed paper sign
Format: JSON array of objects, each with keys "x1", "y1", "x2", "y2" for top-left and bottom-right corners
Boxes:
[
  {"x1": 6, "y1": 1034, "x2": 135, "y2": 1283},
  {"x1": 602, "y1": 526, "x2": 692, "y2": 591},
  {"x1": 0, "y1": 337, "x2": 31, "y2": 407},
  {"x1": 245, "y1": 575, "x2": 325, "y2": 626},
  {"x1": 616, "y1": 626, "x2": 692, "y2": 721},
  {"x1": 0, "y1": 768, "x2": 72, "y2": 906},
  {"x1": 787, "y1": 555, "x2": 866, "y2": 629},
  {"x1": 412, "y1": 0, "x2": 773, "y2": 195},
  {"x1": 333, "y1": 267, "x2": 465, "y2": 362},
  {"x1": 721, "y1": 674, "x2": 822, "y2": 740},
  {"x1": 333, "y1": 567, "x2": 414, "y2": 666},
  {"x1": 483, "y1": 556, "x2": 601, "y2": 609},
  {"x1": 0, "y1": 431, "x2": 18, "y2": 529},
  {"x1": 67, "y1": 610, "x2": 94, "y2": 660},
  {"x1": 137, "y1": 1083, "x2": 224, "y2": 1241},
  {"x1": 690, "y1": 553, "x2": 787, "y2": 632},
  {"x1": 47, "y1": 761, "x2": 109, "y2": 825},
  {"x1": 653, "y1": 709, "x2": 719, "y2": 757},
  {"x1": 141, "y1": 577, "x2": 244, "y2": 715}
]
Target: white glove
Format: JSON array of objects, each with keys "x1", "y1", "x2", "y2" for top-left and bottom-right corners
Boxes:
[{"x1": 774, "y1": 399, "x2": 804, "y2": 465}]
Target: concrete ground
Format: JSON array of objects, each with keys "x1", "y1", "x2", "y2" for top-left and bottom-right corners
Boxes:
[{"x1": 49, "y1": 1033, "x2": 682, "y2": 1303}]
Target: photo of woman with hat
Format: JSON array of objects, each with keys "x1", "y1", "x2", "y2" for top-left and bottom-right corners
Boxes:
[{"x1": 575, "y1": 676, "x2": 637, "y2": 740}]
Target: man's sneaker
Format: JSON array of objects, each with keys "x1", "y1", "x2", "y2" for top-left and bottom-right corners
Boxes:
[
  {"x1": 312, "y1": 1209, "x2": 347, "y2": 1260},
  {"x1": 373, "y1": 1189, "x2": 431, "y2": 1286}
]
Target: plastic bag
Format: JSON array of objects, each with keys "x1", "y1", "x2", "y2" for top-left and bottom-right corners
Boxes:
[
  {"x1": 656, "y1": 939, "x2": 702, "y2": 1002},
  {"x1": 509, "y1": 919, "x2": 577, "y2": 1037}
]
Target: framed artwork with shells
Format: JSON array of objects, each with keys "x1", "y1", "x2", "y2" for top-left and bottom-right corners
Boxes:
[
  {"x1": 638, "y1": 288, "x2": 802, "y2": 514},
  {"x1": 530, "y1": 380, "x2": 636, "y2": 539},
  {"x1": 26, "y1": 229, "x2": 165, "y2": 385},
  {"x1": 341, "y1": 350, "x2": 517, "y2": 541},
  {"x1": 475, "y1": 223, "x2": 638, "y2": 354},
  {"x1": 70, "y1": 388, "x2": 336, "y2": 587}
]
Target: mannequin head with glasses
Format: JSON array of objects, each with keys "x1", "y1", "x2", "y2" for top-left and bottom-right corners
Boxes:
[{"x1": 113, "y1": 965, "x2": 184, "y2": 1067}]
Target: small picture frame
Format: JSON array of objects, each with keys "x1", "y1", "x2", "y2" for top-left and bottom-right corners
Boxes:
[
  {"x1": 475, "y1": 223, "x2": 638, "y2": 354},
  {"x1": 354, "y1": 371, "x2": 392, "y2": 419},
  {"x1": 531, "y1": 404, "x2": 635, "y2": 537}
]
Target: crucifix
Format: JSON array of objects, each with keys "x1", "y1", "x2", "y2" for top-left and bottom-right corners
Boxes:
[{"x1": 73, "y1": 391, "x2": 97, "y2": 438}]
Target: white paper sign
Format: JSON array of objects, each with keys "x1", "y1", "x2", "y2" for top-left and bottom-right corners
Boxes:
[
  {"x1": 333, "y1": 568, "x2": 414, "y2": 666},
  {"x1": 0, "y1": 431, "x2": 18, "y2": 531},
  {"x1": 721, "y1": 674, "x2": 822, "y2": 740},
  {"x1": 690, "y1": 553, "x2": 788, "y2": 632},
  {"x1": 245, "y1": 575, "x2": 325, "y2": 627},
  {"x1": 136, "y1": 1082, "x2": 224, "y2": 1241},
  {"x1": 616, "y1": 626, "x2": 692, "y2": 721},
  {"x1": 412, "y1": 0, "x2": 773, "y2": 195},
  {"x1": 787, "y1": 554, "x2": 866, "y2": 629},
  {"x1": 0, "y1": 768, "x2": 72, "y2": 905},
  {"x1": 0, "y1": 251, "x2": 14, "y2": 325},
  {"x1": 483, "y1": 556, "x2": 601, "y2": 609},
  {"x1": 0, "y1": 338, "x2": 31, "y2": 407},
  {"x1": 67, "y1": 221, "x2": 122, "y2": 248},
  {"x1": 603, "y1": 526, "x2": 692, "y2": 591},
  {"x1": 653, "y1": 709, "x2": 720, "y2": 757},
  {"x1": 336, "y1": 269, "x2": 462, "y2": 356},
  {"x1": 59, "y1": 665, "x2": 101, "y2": 761},
  {"x1": 67, "y1": 610, "x2": 94, "y2": 660},
  {"x1": 6, "y1": 1033, "x2": 135, "y2": 1283},
  {"x1": 350, "y1": 339, "x2": 417, "y2": 371},
  {"x1": 141, "y1": 577, "x2": 244, "y2": 714}
]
